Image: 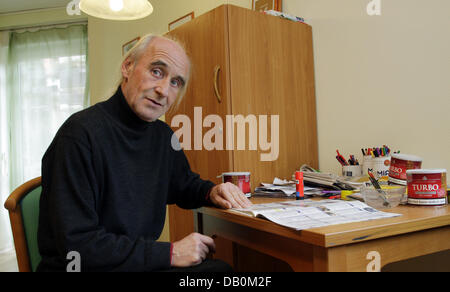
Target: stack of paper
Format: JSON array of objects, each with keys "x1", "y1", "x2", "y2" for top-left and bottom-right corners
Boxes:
[
  {"x1": 263, "y1": 10, "x2": 306, "y2": 24},
  {"x1": 297, "y1": 165, "x2": 362, "y2": 190},
  {"x1": 253, "y1": 178, "x2": 319, "y2": 198}
]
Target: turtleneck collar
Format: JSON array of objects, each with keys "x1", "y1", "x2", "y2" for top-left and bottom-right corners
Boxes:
[{"x1": 101, "y1": 86, "x2": 152, "y2": 131}]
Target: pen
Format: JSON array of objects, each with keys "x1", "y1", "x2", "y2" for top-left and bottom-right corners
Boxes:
[
  {"x1": 363, "y1": 145, "x2": 392, "y2": 157},
  {"x1": 336, "y1": 150, "x2": 348, "y2": 166},
  {"x1": 336, "y1": 155, "x2": 347, "y2": 166},
  {"x1": 368, "y1": 171, "x2": 390, "y2": 207},
  {"x1": 321, "y1": 190, "x2": 342, "y2": 194},
  {"x1": 368, "y1": 171, "x2": 382, "y2": 189},
  {"x1": 348, "y1": 155, "x2": 356, "y2": 165},
  {"x1": 327, "y1": 194, "x2": 341, "y2": 200}
]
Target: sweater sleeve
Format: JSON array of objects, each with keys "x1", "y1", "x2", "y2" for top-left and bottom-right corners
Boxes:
[
  {"x1": 39, "y1": 133, "x2": 171, "y2": 272},
  {"x1": 167, "y1": 147, "x2": 215, "y2": 209}
]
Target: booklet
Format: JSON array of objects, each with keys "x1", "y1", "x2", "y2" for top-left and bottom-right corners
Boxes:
[{"x1": 231, "y1": 200, "x2": 401, "y2": 231}]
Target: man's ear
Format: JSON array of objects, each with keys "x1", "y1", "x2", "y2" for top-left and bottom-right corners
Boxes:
[{"x1": 121, "y1": 57, "x2": 134, "y2": 80}]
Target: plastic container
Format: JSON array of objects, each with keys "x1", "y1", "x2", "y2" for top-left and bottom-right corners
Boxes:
[
  {"x1": 406, "y1": 169, "x2": 447, "y2": 206},
  {"x1": 342, "y1": 165, "x2": 363, "y2": 178},
  {"x1": 361, "y1": 185, "x2": 407, "y2": 209},
  {"x1": 389, "y1": 154, "x2": 422, "y2": 185},
  {"x1": 363, "y1": 156, "x2": 391, "y2": 179}
]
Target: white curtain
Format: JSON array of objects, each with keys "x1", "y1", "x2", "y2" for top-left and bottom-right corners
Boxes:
[
  {"x1": 0, "y1": 24, "x2": 89, "y2": 254},
  {"x1": 0, "y1": 31, "x2": 12, "y2": 254},
  {"x1": 8, "y1": 24, "x2": 89, "y2": 189}
]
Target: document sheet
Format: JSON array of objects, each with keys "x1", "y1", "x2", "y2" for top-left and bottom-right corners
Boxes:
[{"x1": 231, "y1": 200, "x2": 401, "y2": 231}]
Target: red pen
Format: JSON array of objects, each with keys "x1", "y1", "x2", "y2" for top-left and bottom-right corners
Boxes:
[
  {"x1": 336, "y1": 150, "x2": 348, "y2": 166},
  {"x1": 328, "y1": 194, "x2": 341, "y2": 200}
]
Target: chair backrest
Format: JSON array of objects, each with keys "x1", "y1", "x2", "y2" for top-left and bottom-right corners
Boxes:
[{"x1": 4, "y1": 177, "x2": 42, "y2": 272}]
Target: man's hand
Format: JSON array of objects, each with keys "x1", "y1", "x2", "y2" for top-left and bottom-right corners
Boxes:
[
  {"x1": 171, "y1": 233, "x2": 216, "y2": 267},
  {"x1": 209, "y1": 183, "x2": 252, "y2": 209}
]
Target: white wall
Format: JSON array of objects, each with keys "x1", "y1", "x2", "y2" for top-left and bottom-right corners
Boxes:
[{"x1": 283, "y1": 0, "x2": 450, "y2": 181}]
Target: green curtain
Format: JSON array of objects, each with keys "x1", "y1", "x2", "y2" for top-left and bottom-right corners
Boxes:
[{"x1": 7, "y1": 24, "x2": 89, "y2": 191}]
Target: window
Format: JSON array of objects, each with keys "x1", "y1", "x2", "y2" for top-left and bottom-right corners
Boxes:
[{"x1": 0, "y1": 24, "x2": 89, "y2": 252}]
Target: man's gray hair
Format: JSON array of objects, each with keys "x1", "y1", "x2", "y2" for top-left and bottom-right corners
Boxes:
[{"x1": 116, "y1": 33, "x2": 191, "y2": 108}]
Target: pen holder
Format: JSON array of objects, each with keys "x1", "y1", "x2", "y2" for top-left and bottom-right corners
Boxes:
[
  {"x1": 363, "y1": 156, "x2": 391, "y2": 179},
  {"x1": 342, "y1": 165, "x2": 363, "y2": 178}
]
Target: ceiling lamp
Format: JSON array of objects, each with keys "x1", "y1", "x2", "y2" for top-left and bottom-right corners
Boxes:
[{"x1": 79, "y1": 0, "x2": 154, "y2": 21}]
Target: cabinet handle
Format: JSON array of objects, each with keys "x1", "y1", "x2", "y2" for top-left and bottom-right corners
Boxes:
[{"x1": 213, "y1": 65, "x2": 222, "y2": 103}]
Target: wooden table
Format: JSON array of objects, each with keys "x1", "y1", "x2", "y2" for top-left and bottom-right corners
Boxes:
[{"x1": 194, "y1": 198, "x2": 450, "y2": 272}]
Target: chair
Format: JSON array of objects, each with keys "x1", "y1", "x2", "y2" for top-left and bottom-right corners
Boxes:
[{"x1": 3, "y1": 177, "x2": 42, "y2": 272}]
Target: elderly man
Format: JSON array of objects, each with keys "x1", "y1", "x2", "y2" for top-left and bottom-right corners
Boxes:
[{"x1": 37, "y1": 34, "x2": 251, "y2": 272}]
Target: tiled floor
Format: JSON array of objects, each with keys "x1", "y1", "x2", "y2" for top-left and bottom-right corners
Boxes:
[{"x1": 0, "y1": 249, "x2": 18, "y2": 272}]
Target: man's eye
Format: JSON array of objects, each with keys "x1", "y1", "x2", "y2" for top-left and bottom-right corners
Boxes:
[
  {"x1": 151, "y1": 68, "x2": 163, "y2": 77},
  {"x1": 171, "y1": 79, "x2": 181, "y2": 88}
]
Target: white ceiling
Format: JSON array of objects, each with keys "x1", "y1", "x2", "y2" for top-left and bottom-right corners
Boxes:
[{"x1": 0, "y1": 0, "x2": 71, "y2": 14}]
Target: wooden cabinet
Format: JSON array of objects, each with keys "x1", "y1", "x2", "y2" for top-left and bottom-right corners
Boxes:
[{"x1": 165, "y1": 5, "x2": 318, "y2": 241}]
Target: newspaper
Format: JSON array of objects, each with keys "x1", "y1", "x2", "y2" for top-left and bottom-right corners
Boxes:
[
  {"x1": 296, "y1": 164, "x2": 364, "y2": 191},
  {"x1": 231, "y1": 199, "x2": 401, "y2": 231},
  {"x1": 256, "y1": 177, "x2": 318, "y2": 197}
]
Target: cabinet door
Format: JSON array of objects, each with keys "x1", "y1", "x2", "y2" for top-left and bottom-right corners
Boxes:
[
  {"x1": 227, "y1": 6, "x2": 319, "y2": 188},
  {"x1": 165, "y1": 5, "x2": 232, "y2": 241}
]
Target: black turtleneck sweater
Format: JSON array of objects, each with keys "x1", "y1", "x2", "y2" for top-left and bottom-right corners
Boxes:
[{"x1": 37, "y1": 87, "x2": 215, "y2": 272}]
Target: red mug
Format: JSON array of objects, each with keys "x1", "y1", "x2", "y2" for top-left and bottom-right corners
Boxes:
[{"x1": 220, "y1": 172, "x2": 251, "y2": 197}]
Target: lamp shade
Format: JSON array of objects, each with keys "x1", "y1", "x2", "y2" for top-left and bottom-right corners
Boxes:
[{"x1": 79, "y1": 0, "x2": 153, "y2": 21}]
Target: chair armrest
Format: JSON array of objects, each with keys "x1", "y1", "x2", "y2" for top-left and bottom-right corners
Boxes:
[{"x1": 4, "y1": 177, "x2": 42, "y2": 212}]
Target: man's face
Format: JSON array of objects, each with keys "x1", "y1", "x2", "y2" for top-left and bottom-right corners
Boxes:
[{"x1": 121, "y1": 37, "x2": 190, "y2": 122}]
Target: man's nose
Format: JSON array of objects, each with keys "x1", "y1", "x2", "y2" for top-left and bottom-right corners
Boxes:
[{"x1": 154, "y1": 77, "x2": 170, "y2": 98}]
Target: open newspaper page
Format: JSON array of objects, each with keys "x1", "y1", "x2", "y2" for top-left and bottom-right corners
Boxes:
[{"x1": 231, "y1": 200, "x2": 401, "y2": 231}]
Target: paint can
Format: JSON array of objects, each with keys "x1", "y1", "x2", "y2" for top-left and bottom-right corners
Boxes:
[
  {"x1": 389, "y1": 154, "x2": 423, "y2": 185},
  {"x1": 406, "y1": 169, "x2": 447, "y2": 206},
  {"x1": 220, "y1": 172, "x2": 251, "y2": 197}
]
